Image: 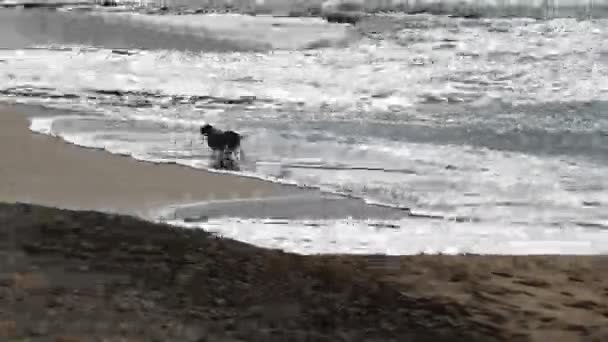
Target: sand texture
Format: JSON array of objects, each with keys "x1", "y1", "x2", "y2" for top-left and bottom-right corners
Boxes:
[
  {"x1": 0, "y1": 106, "x2": 288, "y2": 219},
  {"x1": 0, "y1": 203, "x2": 606, "y2": 341}
]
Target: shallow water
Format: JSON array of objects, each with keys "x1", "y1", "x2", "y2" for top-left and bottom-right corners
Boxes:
[
  {"x1": 2, "y1": 8, "x2": 607, "y2": 254},
  {"x1": 0, "y1": 9, "x2": 353, "y2": 50}
]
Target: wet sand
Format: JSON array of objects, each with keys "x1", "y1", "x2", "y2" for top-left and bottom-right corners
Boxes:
[
  {"x1": 1, "y1": 103, "x2": 410, "y2": 222},
  {"x1": 0, "y1": 104, "x2": 290, "y2": 219}
]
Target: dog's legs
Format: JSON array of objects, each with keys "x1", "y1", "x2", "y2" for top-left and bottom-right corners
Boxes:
[
  {"x1": 210, "y1": 150, "x2": 216, "y2": 164},
  {"x1": 227, "y1": 150, "x2": 240, "y2": 171},
  {"x1": 221, "y1": 150, "x2": 231, "y2": 170},
  {"x1": 210, "y1": 150, "x2": 223, "y2": 169},
  {"x1": 219, "y1": 149, "x2": 241, "y2": 171},
  {"x1": 213, "y1": 149, "x2": 223, "y2": 162}
]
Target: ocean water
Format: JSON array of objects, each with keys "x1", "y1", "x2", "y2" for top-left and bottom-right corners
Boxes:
[{"x1": 1, "y1": 8, "x2": 608, "y2": 254}]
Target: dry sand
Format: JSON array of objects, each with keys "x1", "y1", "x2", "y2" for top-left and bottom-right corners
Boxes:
[{"x1": 0, "y1": 105, "x2": 289, "y2": 219}]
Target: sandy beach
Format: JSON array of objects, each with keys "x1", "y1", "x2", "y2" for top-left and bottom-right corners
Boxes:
[
  {"x1": 0, "y1": 104, "x2": 292, "y2": 219},
  {"x1": 1, "y1": 3, "x2": 607, "y2": 340},
  {"x1": 1, "y1": 204, "x2": 607, "y2": 341},
  {"x1": 0, "y1": 103, "x2": 410, "y2": 223},
  {"x1": 0, "y1": 104, "x2": 606, "y2": 341}
]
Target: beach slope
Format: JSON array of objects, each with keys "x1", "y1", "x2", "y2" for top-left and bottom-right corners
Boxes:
[
  {"x1": 0, "y1": 203, "x2": 606, "y2": 341},
  {"x1": 0, "y1": 105, "x2": 286, "y2": 219}
]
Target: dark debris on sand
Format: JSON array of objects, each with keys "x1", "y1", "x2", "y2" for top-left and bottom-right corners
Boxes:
[
  {"x1": 0, "y1": 203, "x2": 486, "y2": 341},
  {"x1": 1, "y1": 203, "x2": 606, "y2": 341}
]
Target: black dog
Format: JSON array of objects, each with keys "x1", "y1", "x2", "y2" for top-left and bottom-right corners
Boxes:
[{"x1": 200, "y1": 124, "x2": 243, "y2": 169}]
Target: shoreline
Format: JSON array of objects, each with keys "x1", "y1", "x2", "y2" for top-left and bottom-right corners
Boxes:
[
  {"x1": 0, "y1": 103, "x2": 606, "y2": 341},
  {"x1": 1, "y1": 103, "x2": 411, "y2": 222},
  {"x1": 2, "y1": 103, "x2": 607, "y2": 256},
  {"x1": 0, "y1": 103, "x2": 294, "y2": 219}
]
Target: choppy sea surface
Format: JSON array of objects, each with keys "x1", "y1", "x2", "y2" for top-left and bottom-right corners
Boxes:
[{"x1": 2, "y1": 8, "x2": 608, "y2": 254}]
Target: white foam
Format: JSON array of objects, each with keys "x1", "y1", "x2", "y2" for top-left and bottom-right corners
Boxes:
[
  {"x1": 22, "y1": 107, "x2": 608, "y2": 234},
  {"x1": 28, "y1": 115, "x2": 162, "y2": 162},
  {"x1": 5, "y1": 15, "x2": 608, "y2": 255},
  {"x1": 20, "y1": 113, "x2": 608, "y2": 255},
  {"x1": 28, "y1": 116, "x2": 57, "y2": 136},
  {"x1": 322, "y1": 0, "x2": 608, "y2": 17},
  {"x1": 1, "y1": 16, "x2": 606, "y2": 113},
  {"x1": 163, "y1": 217, "x2": 608, "y2": 255}
]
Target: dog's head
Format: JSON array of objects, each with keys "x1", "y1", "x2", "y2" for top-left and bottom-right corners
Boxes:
[{"x1": 200, "y1": 124, "x2": 213, "y2": 136}]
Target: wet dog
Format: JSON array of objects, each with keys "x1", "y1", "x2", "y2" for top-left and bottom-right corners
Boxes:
[{"x1": 199, "y1": 124, "x2": 243, "y2": 170}]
